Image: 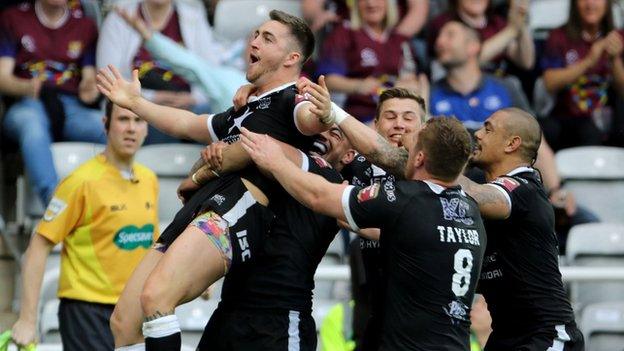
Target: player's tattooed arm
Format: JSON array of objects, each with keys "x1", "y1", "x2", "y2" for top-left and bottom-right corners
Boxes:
[
  {"x1": 368, "y1": 134, "x2": 408, "y2": 179},
  {"x1": 458, "y1": 175, "x2": 511, "y2": 220}
]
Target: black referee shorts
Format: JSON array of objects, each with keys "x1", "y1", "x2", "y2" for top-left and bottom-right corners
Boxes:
[
  {"x1": 485, "y1": 323, "x2": 584, "y2": 351},
  {"x1": 58, "y1": 298, "x2": 115, "y2": 351},
  {"x1": 197, "y1": 307, "x2": 317, "y2": 351},
  {"x1": 157, "y1": 175, "x2": 274, "y2": 268}
]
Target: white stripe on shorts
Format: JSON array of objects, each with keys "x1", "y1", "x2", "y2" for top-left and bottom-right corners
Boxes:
[
  {"x1": 222, "y1": 191, "x2": 256, "y2": 226},
  {"x1": 288, "y1": 310, "x2": 301, "y2": 351},
  {"x1": 547, "y1": 324, "x2": 571, "y2": 351}
]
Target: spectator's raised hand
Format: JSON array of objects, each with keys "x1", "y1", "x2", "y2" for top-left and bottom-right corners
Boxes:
[
  {"x1": 587, "y1": 39, "x2": 607, "y2": 66},
  {"x1": 97, "y1": 65, "x2": 142, "y2": 110},
  {"x1": 297, "y1": 75, "x2": 332, "y2": 123},
  {"x1": 201, "y1": 141, "x2": 227, "y2": 172},
  {"x1": 605, "y1": 30, "x2": 624, "y2": 59},
  {"x1": 240, "y1": 127, "x2": 286, "y2": 173},
  {"x1": 116, "y1": 7, "x2": 153, "y2": 41},
  {"x1": 357, "y1": 76, "x2": 382, "y2": 95}
]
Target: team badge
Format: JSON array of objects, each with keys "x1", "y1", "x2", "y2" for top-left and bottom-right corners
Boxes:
[
  {"x1": 67, "y1": 41, "x2": 83, "y2": 59},
  {"x1": 492, "y1": 177, "x2": 520, "y2": 192},
  {"x1": 257, "y1": 97, "x2": 271, "y2": 109},
  {"x1": 357, "y1": 184, "x2": 380, "y2": 203},
  {"x1": 43, "y1": 197, "x2": 67, "y2": 222},
  {"x1": 440, "y1": 198, "x2": 474, "y2": 225},
  {"x1": 360, "y1": 48, "x2": 379, "y2": 67}
]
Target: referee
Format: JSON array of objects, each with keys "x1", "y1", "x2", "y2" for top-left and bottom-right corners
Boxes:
[
  {"x1": 457, "y1": 108, "x2": 583, "y2": 350},
  {"x1": 242, "y1": 116, "x2": 486, "y2": 350}
]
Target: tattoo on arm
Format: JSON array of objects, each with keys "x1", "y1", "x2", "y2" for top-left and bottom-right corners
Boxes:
[
  {"x1": 459, "y1": 176, "x2": 510, "y2": 217},
  {"x1": 144, "y1": 309, "x2": 175, "y2": 322},
  {"x1": 367, "y1": 134, "x2": 408, "y2": 179}
]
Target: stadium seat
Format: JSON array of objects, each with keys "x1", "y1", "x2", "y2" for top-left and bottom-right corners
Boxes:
[
  {"x1": 532, "y1": 77, "x2": 555, "y2": 118},
  {"x1": 581, "y1": 301, "x2": 624, "y2": 351},
  {"x1": 136, "y1": 144, "x2": 203, "y2": 227},
  {"x1": 566, "y1": 223, "x2": 624, "y2": 308},
  {"x1": 529, "y1": 0, "x2": 569, "y2": 33},
  {"x1": 16, "y1": 142, "x2": 105, "y2": 234},
  {"x1": 213, "y1": 0, "x2": 302, "y2": 42},
  {"x1": 555, "y1": 146, "x2": 624, "y2": 223}
]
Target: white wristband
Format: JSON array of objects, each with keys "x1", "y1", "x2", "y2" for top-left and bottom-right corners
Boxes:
[{"x1": 330, "y1": 102, "x2": 349, "y2": 125}]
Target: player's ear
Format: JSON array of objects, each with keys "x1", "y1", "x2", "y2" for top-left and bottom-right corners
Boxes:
[
  {"x1": 283, "y1": 51, "x2": 302, "y2": 68},
  {"x1": 505, "y1": 135, "x2": 522, "y2": 154},
  {"x1": 414, "y1": 150, "x2": 425, "y2": 168},
  {"x1": 341, "y1": 149, "x2": 356, "y2": 165}
]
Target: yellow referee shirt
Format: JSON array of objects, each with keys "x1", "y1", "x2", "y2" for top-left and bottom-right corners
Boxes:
[{"x1": 36, "y1": 154, "x2": 159, "y2": 305}]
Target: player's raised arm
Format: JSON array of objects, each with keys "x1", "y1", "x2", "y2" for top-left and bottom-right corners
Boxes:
[
  {"x1": 241, "y1": 128, "x2": 348, "y2": 220},
  {"x1": 294, "y1": 75, "x2": 334, "y2": 136},
  {"x1": 457, "y1": 175, "x2": 511, "y2": 220},
  {"x1": 97, "y1": 65, "x2": 213, "y2": 143}
]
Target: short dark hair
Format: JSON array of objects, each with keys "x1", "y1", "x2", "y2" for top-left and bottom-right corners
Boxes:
[
  {"x1": 416, "y1": 116, "x2": 472, "y2": 182},
  {"x1": 500, "y1": 108, "x2": 542, "y2": 164},
  {"x1": 269, "y1": 9, "x2": 315, "y2": 67},
  {"x1": 565, "y1": 0, "x2": 614, "y2": 41},
  {"x1": 375, "y1": 88, "x2": 427, "y2": 122},
  {"x1": 104, "y1": 99, "x2": 114, "y2": 132}
]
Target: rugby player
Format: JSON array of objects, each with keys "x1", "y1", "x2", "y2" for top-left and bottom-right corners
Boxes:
[
  {"x1": 241, "y1": 115, "x2": 487, "y2": 350},
  {"x1": 97, "y1": 10, "x2": 334, "y2": 350}
]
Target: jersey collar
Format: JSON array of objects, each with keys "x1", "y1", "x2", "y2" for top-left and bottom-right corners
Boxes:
[
  {"x1": 506, "y1": 166, "x2": 534, "y2": 176},
  {"x1": 248, "y1": 81, "x2": 296, "y2": 102},
  {"x1": 35, "y1": 1, "x2": 70, "y2": 29}
]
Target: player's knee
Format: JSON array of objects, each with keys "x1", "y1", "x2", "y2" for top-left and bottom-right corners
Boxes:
[{"x1": 140, "y1": 278, "x2": 164, "y2": 315}]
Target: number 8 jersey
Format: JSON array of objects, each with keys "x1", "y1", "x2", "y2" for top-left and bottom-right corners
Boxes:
[{"x1": 342, "y1": 180, "x2": 486, "y2": 351}]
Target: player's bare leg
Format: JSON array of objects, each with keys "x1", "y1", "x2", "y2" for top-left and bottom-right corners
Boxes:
[
  {"x1": 110, "y1": 249, "x2": 164, "y2": 349},
  {"x1": 140, "y1": 213, "x2": 231, "y2": 350}
]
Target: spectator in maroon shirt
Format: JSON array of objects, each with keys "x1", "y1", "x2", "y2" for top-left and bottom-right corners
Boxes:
[
  {"x1": 316, "y1": 0, "x2": 427, "y2": 123},
  {"x1": 0, "y1": 0, "x2": 105, "y2": 205},
  {"x1": 541, "y1": 0, "x2": 624, "y2": 149},
  {"x1": 428, "y1": 0, "x2": 535, "y2": 75}
]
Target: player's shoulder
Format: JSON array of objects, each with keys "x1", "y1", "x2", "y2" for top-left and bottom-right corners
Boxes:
[{"x1": 307, "y1": 154, "x2": 343, "y2": 183}]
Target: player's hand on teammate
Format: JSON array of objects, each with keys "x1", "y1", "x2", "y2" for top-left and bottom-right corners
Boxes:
[
  {"x1": 297, "y1": 75, "x2": 332, "y2": 123},
  {"x1": 177, "y1": 176, "x2": 199, "y2": 203},
  {"x1": 240, "y1": 127, "x2": 286, "y2": 172},
  {"x1": 97, "y1": 65, "x2": 142, "y2": 111},
  {"x1": 10, "y1": 318, "x2": 37, "y2": 347},
  {"x1": 201, "y1": 141, "x2": 227, "y2": 171},
  {"x1": 233, "y1": 84, "x2": 256, "y2": 110}
]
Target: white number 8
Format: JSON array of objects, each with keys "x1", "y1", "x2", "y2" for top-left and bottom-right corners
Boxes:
[{"x1": 452, "y1": 249, "x2": 473, "y2": 297}]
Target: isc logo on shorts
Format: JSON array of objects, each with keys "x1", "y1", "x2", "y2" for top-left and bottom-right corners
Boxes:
[{"x1": 236, "y1": 230, "x2": 251, "y2": 262}]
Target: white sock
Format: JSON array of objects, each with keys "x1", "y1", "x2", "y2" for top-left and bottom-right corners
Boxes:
[
  {"x1": 115, "y1": 343, "x2": 146, "y2": 351},
  {"x1": 142, "y1": 315, "x2": 181, "y2": 339}
]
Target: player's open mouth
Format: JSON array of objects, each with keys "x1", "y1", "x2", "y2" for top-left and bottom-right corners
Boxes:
[
  {"x1": 312, "y1": 138, "x2": 330, "y2": 156},
  {"x1": 389, "y1": 134, "x2": 403, "y2": 143},
  {"x1": 249, "y1": 53, "x2": 260, "y2": 64}
]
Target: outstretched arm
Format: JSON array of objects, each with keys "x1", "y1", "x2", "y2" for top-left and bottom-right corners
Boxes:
[
  {"x1": 96, "y1": 65, "x2": 214, "y2": 143},
  {"x1": 240, "y1": 127, "x2": 348, "y2": 220},
  {"x1": 457, "y1": 175, "x2": 511, "y2": 219}
]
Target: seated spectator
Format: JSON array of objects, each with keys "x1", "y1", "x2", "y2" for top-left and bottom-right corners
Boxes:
[
  {"x1": 316, "y1": 0, "x2": 424, "y2": 123},
  {"x1": 97, "y1": 0, "x2": 222, "y2": 144},
  {"x1": 430, "y1": 21, "x2": 530, "y2": 130},
  {"x1": 428, "y1": 0, "x2": 534, "y2": 75},
  {"x1": 541, "y1": 0, "x2": 624, "y2": 150},
  {"x1": 430, "y1": 21, "x2": 599, "y2": 253},
  {"x1": 0, "y1": 0, "x2": 106, "y2": 205}
]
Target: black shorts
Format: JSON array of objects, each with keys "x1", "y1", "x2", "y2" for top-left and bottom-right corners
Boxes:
[
  {"x1": 157, "y1": 175, "x2": 274, "y2": 267},
  {"x1": 485, "y1": 323, "x2": 584, "y2": 351},
  {"x1": 58, "y1": 298, "x2": 115, "y2": 351},
  {"x1": 197, "y1": 307, "x2": 317, "y2": 351}
]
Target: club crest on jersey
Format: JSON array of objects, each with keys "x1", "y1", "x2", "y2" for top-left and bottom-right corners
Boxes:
[
  {"x1": 67, "y1": 41, "x2": 83, "y2": 59},
  {"x1": 21, "y1": 35, "x2": 35, "y2": 53},
  {"x1": 257, "y1": 97, "x2": 271, "y2": 109},
  {"x1": 443, "y1": 300, "x2": 470, "y2": 323},
  {"x1": 210, "y1": 194, "x2": 226, "y2": 206},
  {"x1": 357, "y1": 184, "x2": 380, "y2": 203},
  {"x1": 383, "y1": 181, "x2": 396, "y2": 202},
  {"x1": 440, "y1": 198, "x2": 474, "y2": 225},
  {"x1": 492, "y1": 177, "x2": 520, "y2": 192},
  {"x1": 43, "y1": 197, "x2": 67, "y2": 222},
  {"x1": 113, "y1": 224, "x2": 154, "y2": 250}
]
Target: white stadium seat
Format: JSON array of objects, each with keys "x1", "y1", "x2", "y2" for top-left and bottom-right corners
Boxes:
[
  {"x1": 213, "y1": 0, "x2": 302, "y2": 42},
  {"x1": 556, "y1": 146, "x2": 624, "y2": 223},
  {"x1": 581, "y1": 301, "x2": 624, "y2": 351},
  {"x1": 567, "y1": 223, "x2": 624, "y2": 308},
  {"x1": 135, "y1": 144, "x2": 203, "y2": 178}
]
